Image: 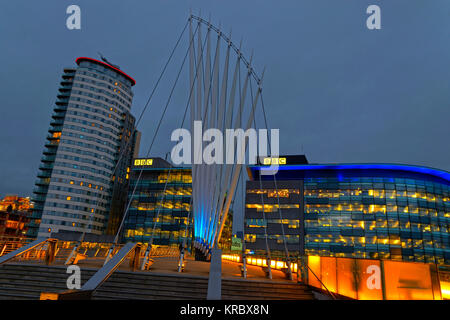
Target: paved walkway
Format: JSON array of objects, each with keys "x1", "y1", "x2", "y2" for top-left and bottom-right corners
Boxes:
[
  {"x1": 74, "y1": 255, "x2": 298, "y2": 283},
  {"x1": 9, "y1": 254, "x2": 298, "y2": 283},
  {"x1": 147, "y1": 257, "x2": 298, "y2": 282}
]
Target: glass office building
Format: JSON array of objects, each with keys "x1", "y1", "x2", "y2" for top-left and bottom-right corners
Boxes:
[
  {"x1": 28, "y1": 57, "x2": 139, "y2": 238},
  {"x1": 122, "y1": 158, "x2": 193, "y2": 246},
  {"x1": 245, "y1": 155, "x2": 450, "y2": 265}
]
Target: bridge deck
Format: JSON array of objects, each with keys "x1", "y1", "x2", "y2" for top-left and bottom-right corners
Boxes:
[{"x1": 3, "y1": 256, "x2": 298, "y2": 283}]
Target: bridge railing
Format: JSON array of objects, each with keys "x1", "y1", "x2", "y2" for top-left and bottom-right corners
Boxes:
[
  {"x1": 41, "y1": 242, "x2": 143, "y2": 300},
  {"x1": 0, "y1": 238, "x2": 54, "y2": 266},
  {"x1": 0, "y1": 237, "x2": 33, "y2": 257},
  {"x1": 223, "y1": 253, "x2": 447, "y2": 300}
]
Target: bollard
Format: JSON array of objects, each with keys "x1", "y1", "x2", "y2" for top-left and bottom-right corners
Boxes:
[
  {"x1": 129, "y1": 243, "x2": 142, "y2": 271},
  {"x1": 45, "y1": 239, "x2": 58, "y2": 265}
]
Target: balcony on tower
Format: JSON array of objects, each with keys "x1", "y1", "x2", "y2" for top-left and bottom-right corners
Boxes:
[{"x1": 55, "y1": 97, "x2": 69, "y2": 106}]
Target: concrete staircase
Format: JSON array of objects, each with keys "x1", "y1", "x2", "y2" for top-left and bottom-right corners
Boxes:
[
  {"x1": 0, "y1": 263, "x2": 315, "y2": 300},
  {"x1": 0, "y1": 263, "x2": 95, "y2": 299},
  {"x1": 222, "y1": 278, "x2": 314, "y2": 300}
]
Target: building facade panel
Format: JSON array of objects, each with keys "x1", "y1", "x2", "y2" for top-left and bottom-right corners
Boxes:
[
  {"x1": 28, "y1": 57, "x2": 139, "y2": 238},
  {"x1": 244, "y1": 156, "x2": 450, "y2": 265}
]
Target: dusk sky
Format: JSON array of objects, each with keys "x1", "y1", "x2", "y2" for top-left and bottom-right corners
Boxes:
[{"x1": 1, "y1": 0, "x2": 449, "y2": 201}]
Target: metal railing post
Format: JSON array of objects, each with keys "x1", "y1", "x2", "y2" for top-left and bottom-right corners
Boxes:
[
  {"x1": 129, "y1": 243, "x2": 142, "y2": 271},
  {"x1": 140, "y1": 244, "x2": 152, "y2": 270},
  {"x1": 285, "y1": 257, "x2": 293, "y2": 281},
  {"x1": 65, "y1": 242, "x2": 79, "y2": 265},
  {"x1": 298, "y1": 255, "x2": 308, "y2": 283},
  {"x1": 241, "y1": 252, "x2": 247, "y2": 278},
  {"x1": 301, "y1": 256, "x2": 336, "y2": 300},
  {"x1": 266, "y1": 256, "x2": 272, "y2": 279},
  {"x1": 103, "y1": 244, "x2": 115, "y2": 266},
  {"x1": 380, "y1": 260, "x2": 387, "y2": 300},
  {"x1": 45, "y1": 239, "x2": 58, "y2": 265},
  {"x1": 177, "y1": 246, "x2": 185, "y2": 272}
]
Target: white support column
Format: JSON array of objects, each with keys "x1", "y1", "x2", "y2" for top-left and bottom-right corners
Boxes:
[
  {"x1": 207, "y1": 248, "x2": 222, "y2": 300},
  {"x1": 215, "y1": 73, "x2": 263, "y2": 246}
]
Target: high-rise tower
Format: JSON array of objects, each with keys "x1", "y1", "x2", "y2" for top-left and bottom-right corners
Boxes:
[{"x1": 28, "y1": 57, "x2": 140, "y2": 238}]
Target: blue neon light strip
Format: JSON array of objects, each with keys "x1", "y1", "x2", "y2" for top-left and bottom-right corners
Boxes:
[{"x1": 252, "y1": 163, "x2": 450, "y2": 183}]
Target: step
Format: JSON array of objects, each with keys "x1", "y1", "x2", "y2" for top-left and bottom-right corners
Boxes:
[
  {"x1": 0, "y1": 264, "x2": 315, "y2": 300},
  {"x1": 94, "y1": 287, "x2": 207, "y2": 300}
]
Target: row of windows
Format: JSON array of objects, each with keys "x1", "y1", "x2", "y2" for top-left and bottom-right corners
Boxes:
[
  {"x1": 71, "y1": 84, "x2": 131, "y2": 107},
  {"x1": 130, "y1": 187, "x2": 193, "y2": 197},
  {"x1": 64, "y1": 122, "x2": 119, "y2": 143},
  {"x1": 68, "y1": 100, "x2": 123, "y2": 126},
  {"x1": 46, "y1": 192, "x2": 108, "y2": 206},
  {"x1": 61, "y1": 134, "x2": 116, "y2": 153},
  {"x1": 68, "y1": 102, "x2": 126, "y2": 129},
  {"x1": 304, "y1": 219, "x2": 448, "y2": 231},
  {"x1": 130, "y1": 172, "x2": 193, "y2": 184},
  {"x1": 246, "y1": 218, "x2": 300, "y2": 228},
  {"x1": 53, "y1": 161, "x2": 112, "y2": 178},
  {"x1": 51, "y1": 177, "x2": 110, "y2": 192},
  {"x1": 76, "y1": 70, "x2": 132, "y2": 100},
  {"x1": 245, "y1": 234, "x2": 300, "y2": 244},
  {"x1": 42, "y1": 210, "x2": 105, "y2": 224},
  {"x1": 247, "y1": 189, "x2": 299, "y2": 197},
  {"x1": 304, "y1": 234, "x2": 447, "y2": 247},
  {"x1": 60, "y1": 137, "x2": 117, "y2": 157},
  {"x1": 44, "y1": 201, "x2": 108, "y2": 215},
  {"x1": 58, "y1": 146, "x2": 115, "y2": 163},
  {"x1": 306, "y1": 189, "x2": 449, "y2": 202},
  {"x1": 305, "y1": 181, "x2": 449, "y2": 195},
  {"x1": 48, "y1": 185, "x2": 107, "y2": 199},
  {"x1": 65, "y1": 115, "x2": 122, "y2": 135},
  {"x1": 246, "y1": 204, "x2": 300, "y2": 212},
  {"x1": 305, "y1": 204, "x2": 450, "y2": 216},
  {"x1": 131, "y1": 201, "x2": 191, "y2": 211},
  {"x1": 74, "y1": 74, "x2": 131, "y2": 110},
  {"x1": 125, "y1": 215, "x2": 190, "y2": 225},
  {"x1": 39, "y1": 220, "x2": 103, "y2": 231},
  {"x1": 51, "y1": 169, "x2": 111, "y2": 186},
  {"x1": 77, "y1": 65, "x2": 133, "y2": 97},
  {"x1": 57, "y1": 153, "x2": 114, "y2": 170},
  {"x1": 247, "y1": 188, "x2": 449, "y2": 203},
  {"x1": 68, "y1": 93, "x2": 127, "y2": 119}
]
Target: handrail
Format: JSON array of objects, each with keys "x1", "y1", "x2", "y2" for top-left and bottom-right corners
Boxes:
[
  {"x1": 305, "y1": 264, "x2": 337, "y2": 300},
  {"x1": 0, "y1": 238, "x2": 48, "y2": 265},
  {"x1": 41, "y1": 242, "x2": 141, "y2": 300},
  {"x1": 82, "y1": 242, "x2": 140, "y2": 292}
]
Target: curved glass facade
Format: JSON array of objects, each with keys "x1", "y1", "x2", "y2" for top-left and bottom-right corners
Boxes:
[
  {"x1": 245, "y1": 162, "x2": 450, "y2": 265},
  {"x1": 122, "y1": 159, "x2": 193, "y2": 246},
  {"x1": 303, "y1": 174, "x2": 449, "y2": 264}
]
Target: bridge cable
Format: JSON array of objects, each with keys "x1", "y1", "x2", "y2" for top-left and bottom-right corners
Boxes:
[
  {"x1": 112, "y1": 22, "x2": 201, "y2": 247},
  {"x1": 258, "y1": 92, "x2": 293, "y2": 278},
  {"x1": 138, "y1": 20, "x2": 211, "y2": 267}
]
